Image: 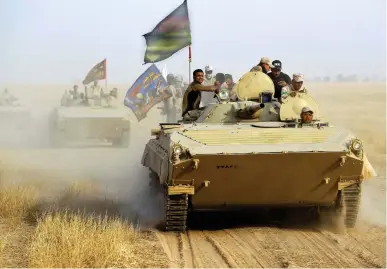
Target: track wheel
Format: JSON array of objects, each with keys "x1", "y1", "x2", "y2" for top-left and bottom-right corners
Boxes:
[
  {"x1": 164, "y1": 186, "x2": 188, "y2": 232},
  {"x1": 343, "y1": 183, "x2": 362, "y2": 228}
]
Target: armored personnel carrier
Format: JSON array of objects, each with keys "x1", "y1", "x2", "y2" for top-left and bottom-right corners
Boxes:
[
  {"x1": 50, "y1": 94, "x2": 131, "y2": 148},
  {"x1": 0, "y1": 92, "x2": 30, "y2": 130},
  {"x1": 141, "y1": 71, "x2": 376, "y2": 232}
]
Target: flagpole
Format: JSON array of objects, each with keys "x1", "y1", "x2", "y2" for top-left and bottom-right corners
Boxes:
[
  {"x1": 188, "y1": 45, "x2": 192, "y2": 83},
  {"x1": 104, "y1": 58, "x2": 107, "y2": 91}
]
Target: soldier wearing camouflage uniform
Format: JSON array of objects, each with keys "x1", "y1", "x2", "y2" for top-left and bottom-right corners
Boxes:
[{"x1": 281, "y1": 73, "x2": 308, "y2": 102}]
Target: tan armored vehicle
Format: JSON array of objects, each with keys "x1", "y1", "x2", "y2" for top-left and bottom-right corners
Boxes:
[
  {"x1": 142, "y1": 72, "x2": 376, "y2": 232},
  {"x1": 50, "y1": 91, "x2": 131, "y2": 147}
]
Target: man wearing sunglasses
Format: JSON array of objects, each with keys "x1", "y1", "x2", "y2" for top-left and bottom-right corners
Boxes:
[{"x1": 280, "y1": 73, "x2": 308, "y2": 102}]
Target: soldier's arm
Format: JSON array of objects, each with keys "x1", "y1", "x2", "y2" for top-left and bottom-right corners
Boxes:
[
  {"x1": 281, "y1": 86, "x2": 289, "y2": 101},
  {"x1": 192, "y1": 84, "x2": 217, "y2": 92}
]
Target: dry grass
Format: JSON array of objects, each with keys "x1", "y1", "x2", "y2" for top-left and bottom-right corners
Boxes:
[
  {"x1": 0, "y1": 182, "x2": 39, "y2": 224},
  {"x1": 28, "y1": 211, "x2": 141, "y2": 268},
  {"x1": 0, "y1": 236, "x2": 6, "y2": 266},
  {"x1": 0, "y1": 178, "x2": 168, "y2": 268}
]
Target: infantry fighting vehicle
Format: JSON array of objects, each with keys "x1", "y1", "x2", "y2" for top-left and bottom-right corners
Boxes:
[
  {"x1": 50, "y1": 96, "x2": 131, "y2": 148},
  {"x1": 141, "y1": 71, "x2": 376, "y2": 232},
  {"x1": 0, "y1": 93, "x2": 30, "y2": 130}
]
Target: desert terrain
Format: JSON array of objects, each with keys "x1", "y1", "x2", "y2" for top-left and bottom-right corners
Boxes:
[{"x1": 0, "y1": 82, "x2": 385, "y2": 268}]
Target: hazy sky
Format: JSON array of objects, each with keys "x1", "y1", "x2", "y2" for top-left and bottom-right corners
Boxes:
[{"x1": 0, "y1": 0, "x2": 386, "y2": 84}]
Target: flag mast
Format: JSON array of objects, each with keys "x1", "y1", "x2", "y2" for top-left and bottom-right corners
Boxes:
[
  {"x1": 104, "y1": 58, "x2": 107, "y2": 91},
  {"x1": 188, "y1": 45, "x2": 192, "y2": 83}
]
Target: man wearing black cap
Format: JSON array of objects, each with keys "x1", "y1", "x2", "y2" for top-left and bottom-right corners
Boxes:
[{"x1": 268, "y1": 60, "x2": 291, "y2": 101}]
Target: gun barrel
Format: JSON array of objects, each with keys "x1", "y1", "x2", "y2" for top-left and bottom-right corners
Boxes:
[{"x1": 248, "y1": 103, "x2": 265, "y2": 113}]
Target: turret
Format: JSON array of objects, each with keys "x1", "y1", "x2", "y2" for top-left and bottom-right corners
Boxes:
[{"x1": 180, "y1": 70, "x2": 321, "y2": 124}]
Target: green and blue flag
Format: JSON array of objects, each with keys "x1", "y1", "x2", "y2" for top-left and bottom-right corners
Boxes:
[{"x1": 143, "y1": 0, "x2": 191, "y2": 63}]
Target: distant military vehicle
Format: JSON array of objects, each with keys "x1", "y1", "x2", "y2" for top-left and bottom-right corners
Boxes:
[
  {"x1": 50, "y1": 90, "x2": 131, "y2": 148},
  {"x1": 0, "y1": 90, "x2": 30, "y2": 130},
  {"x1": 142, "y1": 71, "x2": 376, "y2": 232}
]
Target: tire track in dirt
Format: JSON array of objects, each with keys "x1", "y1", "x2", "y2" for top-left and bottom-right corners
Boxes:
[
  {"x1": 156, "y1": 225, "x2": 386, "y2": 268},
  {"x1": 184, "y1": 231, "x2": 230, "y2": 268},
  {"x1": 320, "y1": 225, "x2": 386, "y2": 268},
  {"x1": 156, "y1": 231, "x2": 231, "y2": 268},
  {"x1": 155, "y1": 232, "x2": 181, "y2": 268},
  {"x1": 179, "y1": 233, "x2": 194, "y2": 268}
]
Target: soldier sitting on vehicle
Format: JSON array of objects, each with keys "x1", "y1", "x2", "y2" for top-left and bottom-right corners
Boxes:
[
  {"x1": 87, "y1": 80, "x2": 103, "y2": 106},
  {"x1": 225, "y1": 74, "x2": 237, "y2": 101},
  {"x1": 69, "y1": 85, "x2": 83, "y2": 100},
  {"x1": 105, "y1": 88, "x2": 119, "y2": 107},
  {"x1": 250, "y1": 57, "x2": 274, "y2": 74},
  {"x1": 281, "y1": 73, "x2": 308, "y2": 102},
  {"x1": 182, "y1": 69, "x2": 218, "y2": 121},
  {"x1": 60, "y1": 90, "x2": 71, "y2": 106}
]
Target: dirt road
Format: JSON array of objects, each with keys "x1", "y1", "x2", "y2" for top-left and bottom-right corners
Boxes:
[{"x1": 156, "y1": 224, "x2": 385, "y2": 268}]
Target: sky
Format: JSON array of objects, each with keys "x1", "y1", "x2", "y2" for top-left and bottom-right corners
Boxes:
[{"x1": 0, "y1": 0, "x2": 386, "y2": 84}]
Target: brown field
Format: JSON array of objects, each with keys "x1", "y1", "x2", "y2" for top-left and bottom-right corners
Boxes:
[{"x1": 0, "y1": 82, "x2": 385, "y2": 268}]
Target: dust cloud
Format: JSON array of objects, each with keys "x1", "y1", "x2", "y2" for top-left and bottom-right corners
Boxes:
[{"x1": 0, "y1": 85, "x2": 166, "y2": 228}]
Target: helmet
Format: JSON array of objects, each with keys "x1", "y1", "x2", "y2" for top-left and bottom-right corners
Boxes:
[{"x1": 205, "y1": 65, "x2": 213, "y2": 73}]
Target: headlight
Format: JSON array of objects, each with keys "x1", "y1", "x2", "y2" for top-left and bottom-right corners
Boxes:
[
  {"x1": 219, "y1": 89, "x2": 229, "y2": 100},
  {"x1": 172, "y1": 144, "x2": 190, "y2": 162},
  {"x1": 351, "y1": 139, "x2": 363, "y2": 152},
  {"x1": 174, "y1": 146, "x2": 182, "y2": 154}
]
